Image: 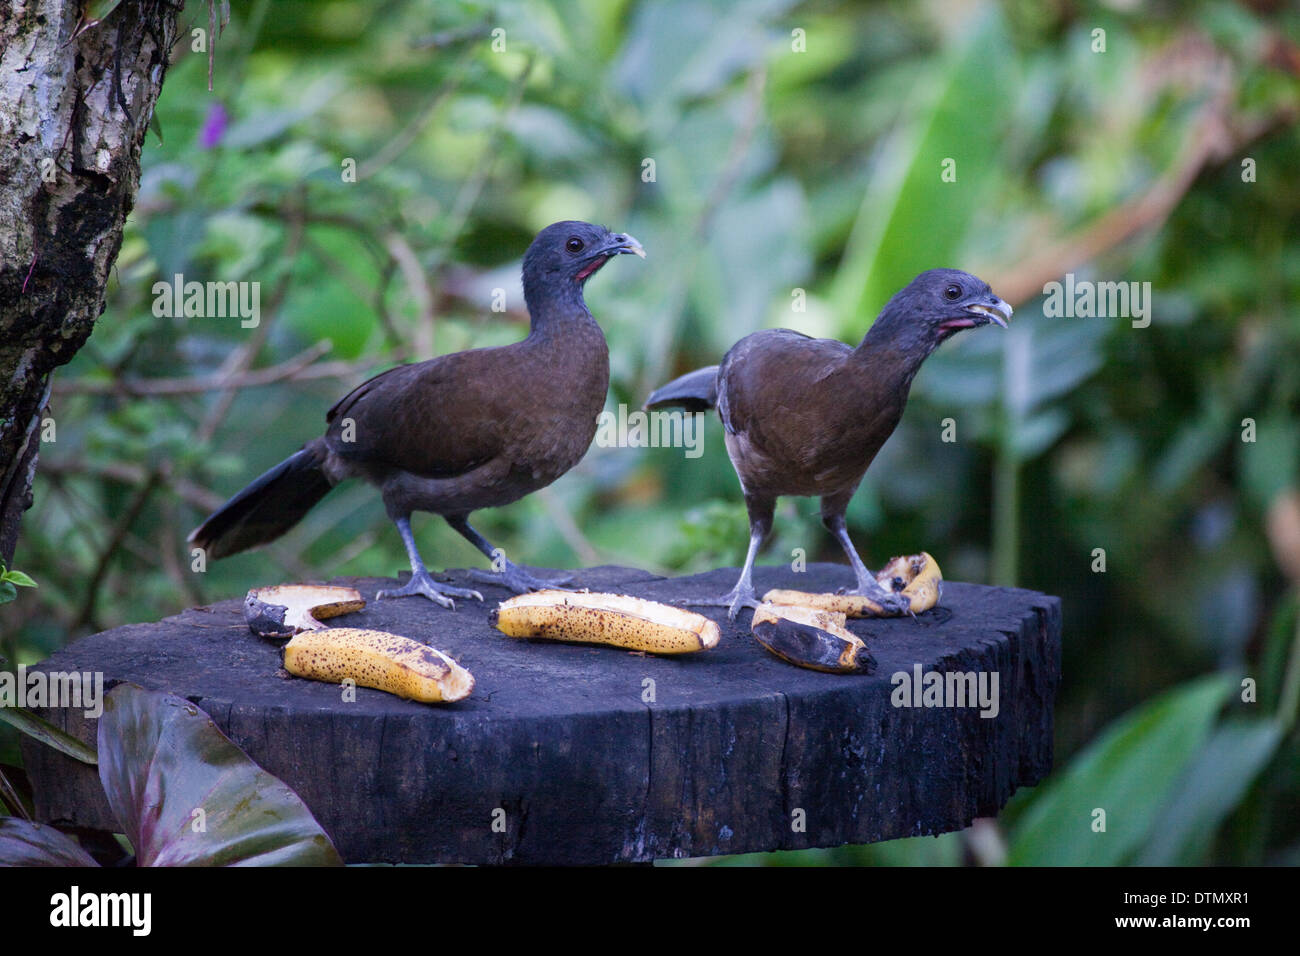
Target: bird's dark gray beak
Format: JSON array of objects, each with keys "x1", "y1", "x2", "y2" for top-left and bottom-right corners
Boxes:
[
  {"x1": 965, "y1": 296, "x2": 1012, "y2": 328},
  {"x1": 603, "y1": 233, "x2": 646, "y2": 259}
]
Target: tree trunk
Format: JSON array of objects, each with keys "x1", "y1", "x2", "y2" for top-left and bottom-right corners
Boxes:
[{"x1": 0, "y1": 0, "x2": 184, "y2": 565}]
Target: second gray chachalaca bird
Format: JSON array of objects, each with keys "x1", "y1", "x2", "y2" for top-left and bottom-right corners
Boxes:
[
  {"x1": 645, "y1": 269, "x2": 1011, "y2": 620},
  {"x1": 189, "y1": 221, "x2": 644, "y2": 608}
]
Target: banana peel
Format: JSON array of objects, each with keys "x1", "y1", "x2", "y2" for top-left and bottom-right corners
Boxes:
[
  {"x1": 762, "y1": 552, "x2": 943, "y2": 618},
  {"x1": 244, "y1": 584, "x2": 365, "y2": 638},
  {"x1": 283, "y1": 627, "x2": 474, "y2": 703},
  {"x1": 491, "y1": 590, "x2": 720, "y2": 654},
  {"x1": 751, "y1": 604, "x2": 875, "y2": 674}
]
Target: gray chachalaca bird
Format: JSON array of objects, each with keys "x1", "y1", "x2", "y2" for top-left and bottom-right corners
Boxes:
[
  {"x1": 189, "y1": 221, "x2": 644, "y2": 607},
  {"x1": 645, "y1": 269, "x2": 1011, "y2": 620}
]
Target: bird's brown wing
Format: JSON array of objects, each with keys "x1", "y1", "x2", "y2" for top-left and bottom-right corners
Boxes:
[
  {"x1": 326, "y1": 364, "x2": 408, "y2": 424},
  {"x1": 719, "y1": 330, "x2": 852, "y2": 452},
  {"x1": 324, "y1": 346, "x2": 524, "y2": 479}
]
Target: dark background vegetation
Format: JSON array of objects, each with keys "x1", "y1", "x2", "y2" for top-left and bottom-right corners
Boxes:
[{"x1": 3, "y1": 0, "x2": 1299, "y2": 864}]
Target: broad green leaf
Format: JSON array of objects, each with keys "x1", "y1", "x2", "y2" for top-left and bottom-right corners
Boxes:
[
  {"x1": 848, "y1": 829, "x2": 966, "y2": 866},
  {"x1": 1, "y1": 570, "x2": 36, "y2": 588},
  {"x1": 98, "y1": 684, "x2": 342, "y2": 867},
  {"x1": 0, "y1": 707, "x2": 98, "y2": 765},
  {"x1": 1137, "y1": 719, "x2": 1284, "y2": 866},
  {"x1": 1008, "y1": 673, "x2": 1234, "y2": 866},
  {"x1": 0, "y1": 818, "x2": 99, "y2": 867},
  {"x1": 614, "y1": 0, "x2": 794, "y2": 112},
  {"x1": 829, "y1": 7, "x2": 1013, "y2": 333}
]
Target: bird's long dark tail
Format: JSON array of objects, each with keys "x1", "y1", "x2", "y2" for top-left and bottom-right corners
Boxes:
[
  {"x1": 644, "y1": 365, "x2": 720, "y2": 412},
  {"x1": 188, "y1": 440, "x2": 335, "y2": 560}
]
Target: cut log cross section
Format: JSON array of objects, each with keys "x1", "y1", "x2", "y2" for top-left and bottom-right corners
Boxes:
[{"x1": 22, "y1": 563, "x2": 1061, "y2": 864}]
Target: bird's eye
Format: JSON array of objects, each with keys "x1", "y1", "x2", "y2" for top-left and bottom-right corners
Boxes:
[
  {"x1": 566, "y1": 237, "x2": 585, "y2": 253},
  {"x1": 944, "y1": 284, "x2": 962, "y2": 300}
]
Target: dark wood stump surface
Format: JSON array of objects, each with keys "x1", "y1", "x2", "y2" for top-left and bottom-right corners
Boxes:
[{"x1": 22, "y1": 562, "x2": 1061, "y2": 864}]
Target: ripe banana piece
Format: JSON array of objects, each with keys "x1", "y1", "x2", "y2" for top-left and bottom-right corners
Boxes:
[
  {"x1": 762, "y1": 552, "x2": 943, "y2": 617},
  {"x1": 244, "y1": 584, "x2": 365, "y2": 638},
  {"x1": 751, "y1": 604, "x2": 875, "y2": 674},
  {"x1": 492, "y1": 590, "x2": 720, "y2": 654},
  {"x1": 283, "y1": 628, "x2": 475, "y2": 703}
]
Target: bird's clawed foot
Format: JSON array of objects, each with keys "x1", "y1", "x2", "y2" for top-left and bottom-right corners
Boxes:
[
  {"x1": 675, "y1": 585, "x2": 760, "y2": 623},
  {"x1": 466, "y1": 563, "x2": 576, "y2": 595},
  {"x1": 377, "y1": 569, "x2": 484, "y2": 609},
  {"x1": 842, "y1": 581, "x2": 912, "y2": 617}
]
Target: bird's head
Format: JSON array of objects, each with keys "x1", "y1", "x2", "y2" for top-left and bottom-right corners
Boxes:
[
  {"x1": 870, "y1": 268, "x2": 1012, "y2": 355},
  {"x1": 522, "y1": 221, "x2": 645, "y2": 316}
]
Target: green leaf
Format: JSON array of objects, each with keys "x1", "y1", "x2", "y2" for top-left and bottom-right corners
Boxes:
[
  {"x1": 1239, "y1": 415, "x2": 1298, "y2": 513},
  {"x1": 0, "y1": 707, "x2": 98, "y2": 765},
  {"x1": 1012, "y1": 408, "x2": 1071, "y2": 461},
  {"x1": 918, "y1": 311, "x2": 1106, "y2": 458},
  {"x1": 1008, "y1": 673, "x2": 1234, "y2": 866},
  {"x1": 220, "y1": 80, "x2": 340, "y2": 151},
  {"x1": 143, "y1": 208, "x2": 206, "y2": 280},
  {"x1": 98, "y1": 684, "x2": 342, "y2": 866},
  {"x1": 1, "y1": 570, "x2": 36, "y2": 588},
  {"x1": 614, "y1": 0, "x2": 789, "y2": 110},
  {"x1": 69, "y1": 0, "x2": 125, "y2": 41},
  {"x1": 85, "y1": 0, "x2": 124, "y2": 21},
  {"x1": 829, "y1": 6, "x2": 1013, "y2": 332},
  {"x1": 0, "y1": 818, "x2": 100, "y2": 866},
  {"x1": 0, "y1": 581, "x2": 14, "y2": 605},
  {"x1": 1153, "y1": 396, "x2": 1231, "y2": 493},
  {"x1": 1137, "y1": 719, "x2": 1284, "y2": 866}
]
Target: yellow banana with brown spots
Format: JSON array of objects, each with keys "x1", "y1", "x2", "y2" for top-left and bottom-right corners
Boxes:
[
  {"x1": 491, "y1": 590, "x2": 720, "y2": 654},
  {"x1": 283, "y1": 628, "x2": 475, "y2": 703}
]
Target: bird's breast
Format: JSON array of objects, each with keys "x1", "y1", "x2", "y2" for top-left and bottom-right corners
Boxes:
[
  {"x1": 505, "y1": 326, "x2": 610, "y2": 486},
  {"x1": 727, "y1": 381, "x2": 906, "y2": 498}
]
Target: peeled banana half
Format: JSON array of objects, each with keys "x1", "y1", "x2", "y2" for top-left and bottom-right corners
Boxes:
[
  {"x1": 751, "y1": 604, "x2": 875, "y2": 674},
  {"x1": 283, "y1": 628, "x2": 475, "y2": 703},
  {"x1": 762, "y1": 552, "x2": 943, "y2": 618},
  {"x1": 244, "y1": 584, "x2": 365, "y2": 638},
  {"x1": 492, "y1": 590, "x2": 721, "y2": 654}
]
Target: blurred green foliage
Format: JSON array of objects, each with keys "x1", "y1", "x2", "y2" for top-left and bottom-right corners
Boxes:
[{"x1": 3, "y1": 0, "x2": 1299, "y2": 865}]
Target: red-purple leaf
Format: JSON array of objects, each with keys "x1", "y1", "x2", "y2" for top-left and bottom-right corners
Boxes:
[
  {"x1": 97, "y1": 684, "x2": 341, "y2": 866},
  {"x1": 0, "y1": 819, "x2": 100, "y2": 867}
]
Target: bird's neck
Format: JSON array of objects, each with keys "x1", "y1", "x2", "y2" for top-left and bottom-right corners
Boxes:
[
  {"x1": 523, "y1": 275, "x2": 598, "y2": 339},
  {"x1": 852, "y1": 309, "x2": 935, "y2": 388}
]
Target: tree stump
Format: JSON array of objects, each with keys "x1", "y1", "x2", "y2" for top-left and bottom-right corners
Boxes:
[{"x1": 21, "y1": 563, "x2": 1061, "y2": 864}]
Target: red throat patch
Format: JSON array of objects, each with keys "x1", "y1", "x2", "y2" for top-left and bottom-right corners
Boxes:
[
  {"x1": 937, "y1": 317, "x2": 977, "y2": 340},
  {"x1": 575, "y1": 255, "x2": 609, "y2": 282}
]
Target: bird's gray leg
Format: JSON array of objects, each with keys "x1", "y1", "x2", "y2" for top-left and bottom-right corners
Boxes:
[
  {"x1": 445, "y1": 515, "x2": 576, "y2": 594},
  {"x1": 376, "y1": 516, "x2": 484, "y2": 608},
  {"x1": 821, "y1": 506, "x2": 909, "y2": 615},
  {"x1": 677, "y1": 496, "x2": 772, "y2": 621}
]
